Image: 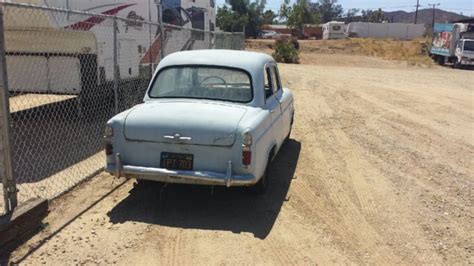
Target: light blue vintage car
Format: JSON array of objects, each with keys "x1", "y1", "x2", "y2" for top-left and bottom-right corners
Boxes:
[{"x1": 105, "y1": 50, "x2": 294, "y2": 193}]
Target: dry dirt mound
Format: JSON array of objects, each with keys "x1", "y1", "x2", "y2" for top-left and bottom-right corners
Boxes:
[{"x1": 247, "y1": 38, "x2": 434, "y2": 67}]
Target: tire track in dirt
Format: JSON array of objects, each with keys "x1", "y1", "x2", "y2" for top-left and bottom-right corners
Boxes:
[
  {"x1": 289, "y1": 75, "x2": 401, "y2": 263},
  {"x1": 331, "y1": 129, "x2": 379, "y2": 218},
  {"x1": 288, "y1": 65, "x2": 466, "y2": 263},
  {"x1": 290, "y1": 179, "x2": 392, "y2": 263},
  {"x1": 325, "y1": 85, "x2": 473, "y2": 212},
  {"x1": 157, "y1": 228, "x2": 187, "y2": 266},
  {"x1": 314, "y1": 84, "x2": 395, "y2": 219},
  {"x1": 261, "y1": 236, "x2": 297, "y2": 265},
  {"x1": 356, "y1": 90, "x2": 474, "y2": 146}
]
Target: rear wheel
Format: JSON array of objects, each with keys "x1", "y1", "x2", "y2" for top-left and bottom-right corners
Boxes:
[{"x1": 436, "y1": 55, "x2": 445, "y2": 65}]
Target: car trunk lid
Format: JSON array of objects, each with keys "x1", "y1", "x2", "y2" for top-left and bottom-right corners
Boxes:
[{"x1": 123, "y1": 101, "x2": 246, "y2": 146}]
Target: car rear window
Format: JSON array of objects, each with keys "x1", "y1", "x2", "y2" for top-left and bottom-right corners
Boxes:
[{"x1": 148, "y1": 66, "x2": 252, "y2": 103}]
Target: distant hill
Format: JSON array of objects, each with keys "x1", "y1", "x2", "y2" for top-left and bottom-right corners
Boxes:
[{"x1": 384, "y1": 9, "x2": 469, "y2": 25}]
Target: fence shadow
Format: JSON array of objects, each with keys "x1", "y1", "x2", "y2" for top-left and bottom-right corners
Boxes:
[
  {"x1": 10, "y1": 80, "x2": 148, "y2": 184},
  {"x1": 107, "y1": 139, "x2": 301, "y2": 239}
]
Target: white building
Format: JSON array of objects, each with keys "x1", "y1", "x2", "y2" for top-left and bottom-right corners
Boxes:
[{"x1": 346, "y1": 22, "x2": 426, "y2": 40}]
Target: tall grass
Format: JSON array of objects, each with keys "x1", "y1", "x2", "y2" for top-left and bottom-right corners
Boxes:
[{"x1": 351, "y1": 38, "x2": 433, "y2": 66}]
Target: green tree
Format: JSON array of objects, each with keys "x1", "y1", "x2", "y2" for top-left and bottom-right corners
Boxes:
[
  {"x1": 343, "y1": 8, "x2": 360, "y2": 23},
  {"x1": 280, "y1": 0, "x2": 320, "y2": 32},
  {"x1": 246, "y1": 0, "x2": 267, "y2": 37},
  {"x1": 368, "y1": 8, "x2": 385, "y2": 22},
  {"x1": 227, "y1": 0, "x2": 249, "y2": 14},
  {"x1": 216, "y1": 5, "x2": 248, "y2": 32},
  {"x1": 262, "y1": 10, "x2": 277, "y2": 24},
  {"x1": 217, "y1": 0, "x2": 266, "y2": 38},
  {"x1": 310, "y1": 0, "x2": 343, "y2": 23},
  {"x1": 361, "y1": 8, "x2": 386, "y2": 23}
]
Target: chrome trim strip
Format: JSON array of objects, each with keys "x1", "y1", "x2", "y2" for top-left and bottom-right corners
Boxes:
[{"x1": 107, "y1": 162, "x2": 257, "y2": 186}]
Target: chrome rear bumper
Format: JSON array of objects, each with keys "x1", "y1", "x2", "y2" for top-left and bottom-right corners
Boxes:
[{"x1": 106, "y1": 153, "x2": 257, "y2": 187}]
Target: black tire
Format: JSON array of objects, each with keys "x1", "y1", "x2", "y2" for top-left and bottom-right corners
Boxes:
[
  {"x1": 436, "y1": 55, "x2": 445, "y2": 66},
  {"x1": 453, "y1": 59, "x2": 462, "y2": 69},
  {"x1": 253, "y1": 159, "x2": 271, "y2": 195}
]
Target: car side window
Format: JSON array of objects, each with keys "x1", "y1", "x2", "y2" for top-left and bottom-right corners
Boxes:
[
  {"x1": 270, "y1": 66, "x2": 281, "y2": 92},
  {"x1": 264, "y1": 67, "x2": 273, "y2": 99}
]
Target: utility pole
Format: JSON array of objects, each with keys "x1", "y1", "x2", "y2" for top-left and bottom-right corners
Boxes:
[
  {"x1": 428, "y1": 3, "x2": 441, "y2": 27},
  {"x1": 414, "y1": 0, "x2": 420, "y2": 24}
]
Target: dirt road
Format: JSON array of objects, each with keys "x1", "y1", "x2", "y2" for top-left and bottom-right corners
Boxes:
[{"x1": 7, "y1": 56, "x2": 474, "y2": 264}]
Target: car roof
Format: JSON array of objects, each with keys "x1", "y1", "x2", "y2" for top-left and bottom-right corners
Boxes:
[{"x1": 157, "y1": 49, "x2": 275, "y2": 75}]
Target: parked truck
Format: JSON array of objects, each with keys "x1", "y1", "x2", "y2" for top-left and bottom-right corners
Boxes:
[{"x1": 430, "y1": 23, "x2": 474, "y2": 68}]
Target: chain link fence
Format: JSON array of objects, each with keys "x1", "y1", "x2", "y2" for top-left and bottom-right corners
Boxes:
[{"x1": 0, "y1": 2, "x2": 244, "y2": 215}]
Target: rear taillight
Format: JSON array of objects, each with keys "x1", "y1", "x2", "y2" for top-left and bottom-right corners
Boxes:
[
  {"x1": 242, "y1": 132, "x2": 252, "y2": 166},
  {"x1": 242, "y1": 148, "x2": 251, "y2": 165}
]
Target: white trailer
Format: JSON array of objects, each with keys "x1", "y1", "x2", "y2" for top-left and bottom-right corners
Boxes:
[
  {"x1": 3, "y1": 0, "x2": 217, "y2": 94},
  {"x1": 5, "y1": 30, "x2": 97, "y2": 94},
  {"x1": 322, "y1": 21, "x2": 346, "y2": 40},
  {"x1": 346, "y1": 22, "x2": 425, "y2": 40}
]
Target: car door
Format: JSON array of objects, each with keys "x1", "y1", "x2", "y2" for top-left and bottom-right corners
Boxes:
[
  {"x1": 264, "y1": 64, "x2": 285, "y2": 147},
  {"x1": 270, "y1": 65, "x2": 292, "y2": 142}
]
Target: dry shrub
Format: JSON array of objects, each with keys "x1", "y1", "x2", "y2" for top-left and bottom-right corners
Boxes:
[{"x1": 272, "y1": 37, "x2": 300, "y2": 64}]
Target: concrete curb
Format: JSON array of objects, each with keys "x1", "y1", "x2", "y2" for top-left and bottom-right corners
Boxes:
[{"x1": 0, "y1": 198, "x2": 48, "y2": 255}]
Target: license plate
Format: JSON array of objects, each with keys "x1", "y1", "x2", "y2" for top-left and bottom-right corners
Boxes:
[{"x1": 160, "y1": 152, "x2": 193, "y2": 171}]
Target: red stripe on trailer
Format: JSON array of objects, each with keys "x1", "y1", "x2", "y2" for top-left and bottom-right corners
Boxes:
[
  {"x1": 140, "y1": 34, "x2": 163, "y2": 64},
  {"x1": 65, "y1": 4, "x2": 136, "y2": 31},
  {"x1": 140, "y1": 26, "x2": 175, "y2": 64}
]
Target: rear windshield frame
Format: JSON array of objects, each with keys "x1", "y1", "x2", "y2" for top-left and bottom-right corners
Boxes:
[{"x1": 147, "y1": 64, "x2": 254, "y2": 103}]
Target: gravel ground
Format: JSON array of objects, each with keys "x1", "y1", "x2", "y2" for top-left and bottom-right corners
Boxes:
[{"x1": 6, "y1": 54, "x2": 474, "y2": 265}]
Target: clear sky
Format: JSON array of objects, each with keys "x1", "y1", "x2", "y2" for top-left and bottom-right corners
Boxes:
[{"x1": 217, "y1": 0, "x2": 474, "y2": 16}]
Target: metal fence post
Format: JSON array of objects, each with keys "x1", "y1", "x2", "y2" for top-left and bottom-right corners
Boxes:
[
  {"x1": 158, "y1": 2, "x2": 165, "y2": 60},
  {"x1": 0, "y1": 7, "x2": 18, "y2": 213},
  {"x1": 113, "y1": 16, "x2": 119, "y2": 114}
]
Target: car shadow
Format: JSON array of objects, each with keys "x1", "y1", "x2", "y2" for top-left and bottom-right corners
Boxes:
[{"x1": 107, "y1": 139, "x2": 301, "y2": 239}]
